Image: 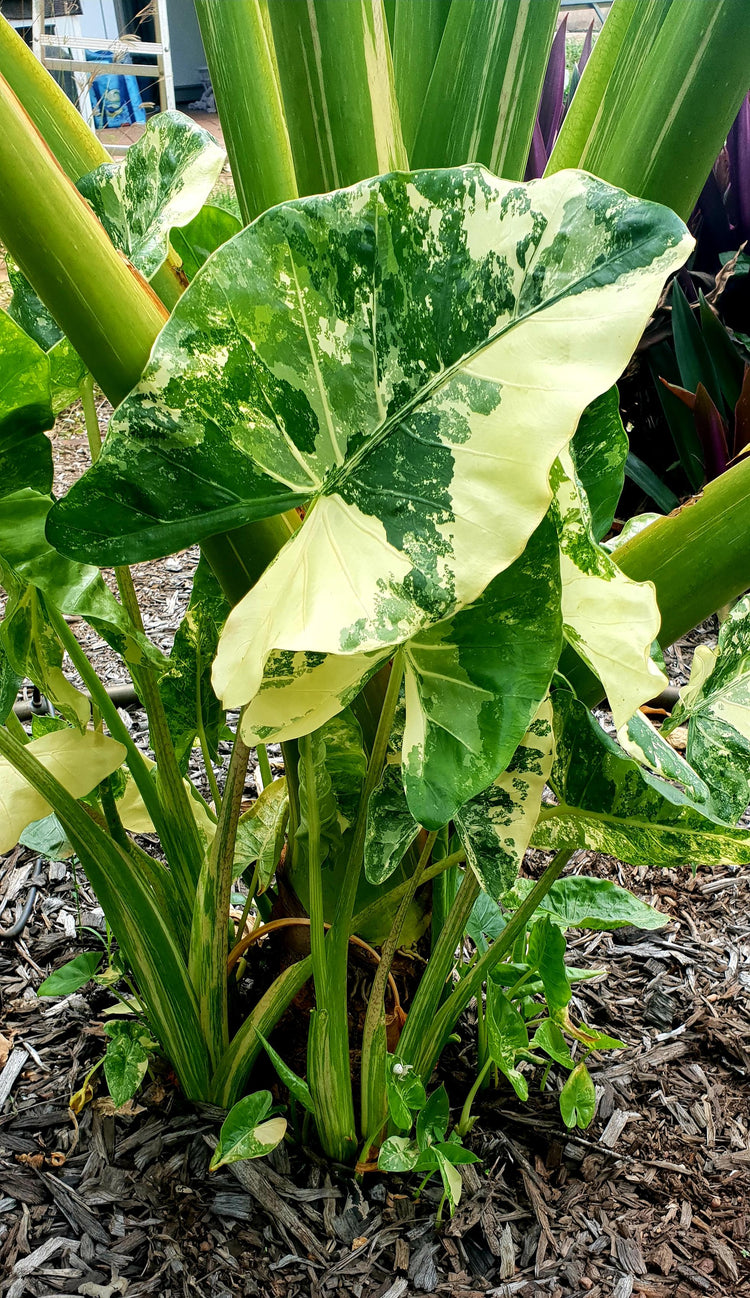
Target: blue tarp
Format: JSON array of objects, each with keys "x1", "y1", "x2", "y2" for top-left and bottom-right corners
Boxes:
[{"x1": 86, "y1": 47, "x2": 146, "y2": 129}]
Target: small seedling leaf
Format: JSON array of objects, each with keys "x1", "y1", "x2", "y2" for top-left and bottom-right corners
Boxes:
[
  {"x1": 38, "y1": 951, "x2": 102, "y2": 997},
  {"x1": 559, "y1": 1062, "x2": 596, "y2": 1129},
  {"x1": 210, "y1": 1091, "x2": 286, "y2": 1171}
]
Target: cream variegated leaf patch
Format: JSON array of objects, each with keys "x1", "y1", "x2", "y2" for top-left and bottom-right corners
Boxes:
[
  {"x1": 454, "y1": 697, "x2": 554, "y2": 899},
  {"x1": 78, "y1": 111, "x2": 227, "y2": 280},
  {"x1": 663, "y1": 595, "x2": 750, "y2": 822},
  {"x1": 534, "y1": 692, "x2": 750, "y2": 866},
  {"x1": 551, "y1": 448, "x2": 666, "y2": 728},
  {"x1": 47, "y1": 167, "x2": 690, "y2": 748},
  {"x1": 401, "y1": 515, "x2": 561, "y2": 828},
  {"x1": 0, "y1": 729, "x2": 126, "y2": 854}
]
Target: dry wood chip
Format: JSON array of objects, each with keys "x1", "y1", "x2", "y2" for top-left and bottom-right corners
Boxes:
[
  {"x1": 0, "y1": 1048, "x2": 29, "y2": 1109},
  {"x1": 12, "y1": 1233, "x2": 79, "y2": 1276},
  {"x1": 707, "y1": 1236, "x2": 739, "y2": 1282},
  {"x1": 497, "y1": 1223, "x2": 515, "y2": 1281},
  {"x1": 650, "y1": 1241, "x2": 674, "y2": 1275},
  {"x1": 38, "y1": 1170, "x2": 111, "y2": 1244},
  {"x1": 228, "y1": 1156, "x2": 328, "y2": 1263},
  {"x1": 599, "y1": 1111, "x2": 639, "y2": 1150},
  {"x1": 615, "y1": 1235, "x2": 647, "y2": 1276}
]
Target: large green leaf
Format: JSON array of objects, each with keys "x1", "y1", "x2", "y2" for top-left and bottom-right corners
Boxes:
[
  {"x1": 0, "y1": 727, "x2": 125, "y2": 853},
  {"x1": 551, "y1": 449, "x2": 666, "y2": 728},
  {"x1": 534, "y1": 692, "x2": 750, "y2": 866},
  {"x1": 664, "y1": 595, "x2": 750, "y2": 822},
  {"x1": 160, "y1": 555, "x2": 229, "y2": 771},
  {"x1": 77, "y1": 111, "x2": 226, "y2": 280},
  {"x1": 0, "y1": 308, "x2": 54, "y2": 496},
  {"x1": 570, "y1": 387, "x2": 627, "y2": 542},
  {"x1": 4, "y1": 262, "x2": 87, "y2": 415},
  {"x1": 454, "y1": 697, "x2": 554, "y2": 898}
]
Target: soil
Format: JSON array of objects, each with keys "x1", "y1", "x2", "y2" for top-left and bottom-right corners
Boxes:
[{"x1": 2, "y1": 419, "x2": 750, "y2": 1297}]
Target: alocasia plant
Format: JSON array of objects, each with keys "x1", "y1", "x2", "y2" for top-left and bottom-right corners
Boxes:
[{"x1": 2, "y1": 0, "x2": 750, "y2": 1193}]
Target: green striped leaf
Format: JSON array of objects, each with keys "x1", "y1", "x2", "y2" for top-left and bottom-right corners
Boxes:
[
  {"x1": 551, "y1": 449, "x2": 666, "y2": 728},
  {"x1": 392, "y1": 0, "x2": 451, "y2": 156},
  {"x1": 411, "y1": 0, "x2": 559, "y2": 180},
  {"x1": 454, "y1": 697, "x2": 554, "y2": 898},
  {"x1": 549, "y1": 0, "x2": 750, "y2": 221},
  {"x1": 664, "y1": 594, "x2": 750, "y2": 822},
  {"x1": 268, "y1": 0, "x2": 406, "y2": 195},
  {"x1": 534, "y1": 691, "x2": 750, "y2": 866},
  {"x1": 78, "y1": 111, "x2": 226, "y2": 280}
]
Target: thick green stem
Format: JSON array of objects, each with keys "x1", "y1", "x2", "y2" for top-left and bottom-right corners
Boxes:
[
  {"x1": 189, "y1": 732, "x2": 251, "y2": 1070},
  {"x1": 299, "y1": 734, "x2": 328, "y2": 992},
  {"x1": 195, "y1": 0, "x2": 298, "y2": 224},
  {"x1": 360, "y1": 829, "x2": 437, "y2": 1139},
  {"x1": 256, "y1": 744, "x2": 273, "y2": 791},
  {"x1": 402, "y1": 851, "x2": 575, "y2": 1082},
  {"x1": 0, "y1": 16, "x2": 109, "y2": 180},
  {"x1": 308, "y1": 652, "x2": 405, "y2": 1161},
  {"x1": 0, "y1": 74, "x2": 167, "y2": 407},
  {"x1": 80, "y1": 376, "x2": 102, "y2": 463},
  {"x1": 396, "y1": 866, "x2": 480, "y2": 1072}
]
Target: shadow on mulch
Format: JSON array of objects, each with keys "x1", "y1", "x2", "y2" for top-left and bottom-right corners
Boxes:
[{"x1": 1, "y1": 851, "x2": 749, "y2": 1298}]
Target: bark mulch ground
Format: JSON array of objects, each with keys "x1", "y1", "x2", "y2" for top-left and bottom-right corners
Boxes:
[{"x1": 1, "y1": 417, "x2": 749, "y2": 1298}]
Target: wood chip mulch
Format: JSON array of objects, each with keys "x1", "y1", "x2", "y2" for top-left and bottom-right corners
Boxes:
[{"x1": 1, "y1": 419, "x2": 749, "y2": 1297}]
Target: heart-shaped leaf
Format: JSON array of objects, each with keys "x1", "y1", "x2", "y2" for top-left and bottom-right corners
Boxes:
[
  {"x1": 77, "y1": 111, "x2": 227, "y2": 280},
  {"x1": 48, "y1": 168, "x2": 689, "y2": 742},
  {"x1": 209, "y1": 1091, "x2": 287, "y2": 1170}
]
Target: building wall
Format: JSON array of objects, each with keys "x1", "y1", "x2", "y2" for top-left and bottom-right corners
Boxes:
[{"x1": 74, "y1": 0, "x2": 206, "y2": 100}]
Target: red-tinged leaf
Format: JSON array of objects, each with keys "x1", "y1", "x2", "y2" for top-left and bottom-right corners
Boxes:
[
  {"x1": 578, "y1": 21, "x2": 594, "y2": 76},
  {"x1": 524, "y1": 117, "x2": 547, "y2": 182},
  {"x1": 727, "y1": 92, "x2": 750, "y2": 237},
  {"x1": 694, "y1": 383, "x2": 729, "y2": 480},
  {"x1": 733, "y1": 365, "x2": 750, "y2": 458},
  {"x1": 659, "y1": 377, "x2": 698, "y2": 412},
  {"x1": 539, "y1": 16, "x2": 567, "y2": 152}
]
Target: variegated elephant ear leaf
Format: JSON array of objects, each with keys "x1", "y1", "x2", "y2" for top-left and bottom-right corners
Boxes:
[
  {"x1": 77, "y1": 111, "x2": 227, "y2": 280},
  {"x1": 663, "y1": 594, "x2": 750, "y2": 822},
  {"x1": 569, "y1": 386, "x2": 628, "y2": 543},
  {"x1": 534, "y1": 691, "x2": 750, "y2": 866},
  {"x1": 455, "y1": 697, "x2": 555, "y2": 899},
  {"x1": 550, "y1": 446, "x2": 666, "y2": 728}
]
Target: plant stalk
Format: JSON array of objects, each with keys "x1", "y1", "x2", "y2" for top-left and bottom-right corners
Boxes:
[
  {"x1": 401, "y1": 850, "x2": 575, "y2": 1082},
  {"x1": 360, "y1": 828, "x2": 437, "y2": 1139},
  {"x1": 189, "y1": 730, "x2": 251, "y2": 1070}
]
